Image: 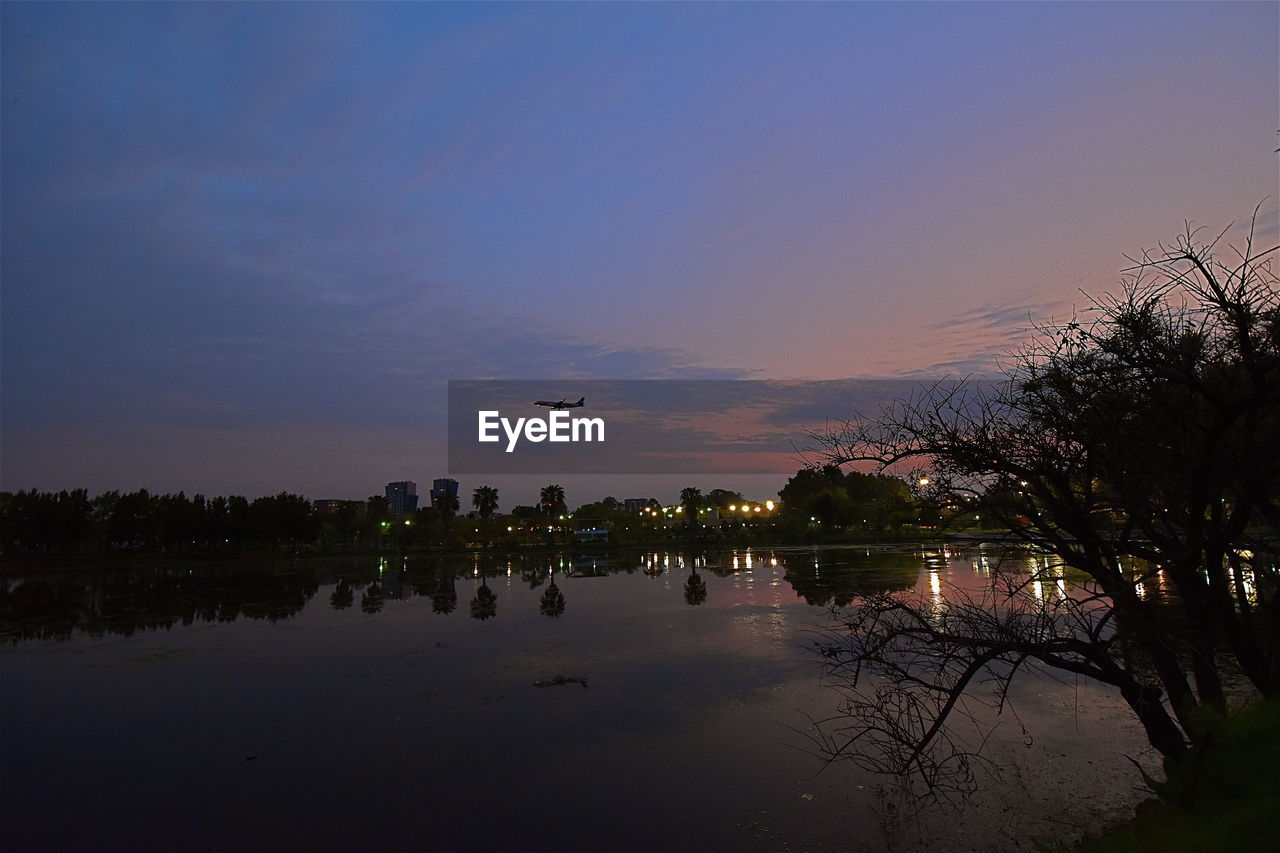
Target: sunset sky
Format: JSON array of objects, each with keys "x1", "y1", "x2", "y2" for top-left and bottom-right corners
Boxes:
[{"x1": 2, "y1": 2, "x2": 1276, "y2": 506}]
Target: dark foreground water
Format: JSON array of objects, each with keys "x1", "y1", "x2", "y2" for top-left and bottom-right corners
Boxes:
[{"x1": 1, "y1": 546, "x2": 1152, "y2": 852}]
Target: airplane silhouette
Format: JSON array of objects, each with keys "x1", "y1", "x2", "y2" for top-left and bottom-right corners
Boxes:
[{"x1": 533, "y1": 397, "x2": 585, "y2": 409}]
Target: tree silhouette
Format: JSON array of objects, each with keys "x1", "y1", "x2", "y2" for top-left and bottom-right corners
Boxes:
[
  {"x1": 539, "y1": 578, "x2": 566, "y2": 618},
  {"x1": 469, "y1": 579, "x2": 497, "y2": 621},
  {"x1": 680, "y1": 487, "x2": 703, "y2": 528},
  {"x1": 540, "y1": 484, "x2": 566, "y2": 518},
  {"x1": 431, "y1": 571, "x2": 458, "y2": 614},
  {"x1": 472, "y1": 486, "x2": 499, "y2": 545},
  {"x1": 330, "y1": 578, "x2": 354, "y2": 609},
  {"x1": 806, "y1": 217, "x2": 1279, "y2": 791},
  {"x1": 683, "y1": 570, "x2": 708, "y2": 606},
  {"x1": 360, "y1": 581, "x2": 385, "y2": 614}
]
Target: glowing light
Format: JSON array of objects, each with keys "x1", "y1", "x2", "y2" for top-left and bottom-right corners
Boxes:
[
  {"x1": 918, "y1": 477, "x2": 931, "y2": 486},
  {"x1": 765, "y1": 500, "x2": 775, "y2": 511},
  {"x1": 729, "y1": 505, "x2": 737, "y2": 511}
]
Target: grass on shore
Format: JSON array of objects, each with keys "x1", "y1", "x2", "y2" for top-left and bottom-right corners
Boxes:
[{"x1": 1066, "y1": 698, "x2": 1280, "y2": 852}]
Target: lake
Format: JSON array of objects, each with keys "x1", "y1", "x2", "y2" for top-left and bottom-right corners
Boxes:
[{"x1": 1, "y1": 545, "x2": 1152, "y2": 852}]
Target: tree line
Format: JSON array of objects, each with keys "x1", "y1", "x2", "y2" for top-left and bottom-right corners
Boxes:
[{"x1": 0, "y1": 489, "x2": 317, "y2": 554}]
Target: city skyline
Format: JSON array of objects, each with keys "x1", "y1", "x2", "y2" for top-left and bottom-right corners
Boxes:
[{"x1": 2, "y1": 2, "x2": 1276, "y2": 506}]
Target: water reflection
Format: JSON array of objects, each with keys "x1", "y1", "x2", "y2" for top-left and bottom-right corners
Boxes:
[
  {"x1": 360, "y1": 581, "x2": 385, "y2": 614},
  {"x1": 329, "y1": 578, "x2": 354, "y2": 610},
  {"x1": 469, "y1": 578, "x2": 497, "y2": 621},
  {"x1": 0, "y1": 545, "x2": 1188, "y2": 643},
  {"x1": 539, "y1": 576, "x2": 566, "y2": 618},
  {"x1": 778, "y1": 549, "x2": 919, "y2": 606},
  {"x1": 2, "y1": 544, "x2": 1187, "y2": 853},
  {"x1": 0, "y1": 564, "x2": 320, "y2": 642},
  {"x1": 683, "y1": 569, "x2": 708, "y2": 606},
  {"x1": 430, "y1": 571, "x2": 458, "y2": 614}
]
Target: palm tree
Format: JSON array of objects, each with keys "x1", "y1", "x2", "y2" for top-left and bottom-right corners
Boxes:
[
  {"x1": 680, "y1": 487, "x2": 703, "y2": 529},
  {"x1": 539, "y1": 484, "x2": 566, "y2": 519},
  {"x1": 435, "y1": 494, "x2": 459, "y2": 529},
  {"x1": 472, "y1": 486, "x2": 499, "y2": 546}
]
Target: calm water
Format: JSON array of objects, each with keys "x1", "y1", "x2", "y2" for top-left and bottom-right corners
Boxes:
[{"x1": 1, "y1": 546, "x2": 1151, "y2": 852}]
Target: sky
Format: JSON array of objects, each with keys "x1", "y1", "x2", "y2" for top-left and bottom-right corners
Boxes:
[{"x1": 2, "y1": 1, "x2": 1277, "y2": 507}]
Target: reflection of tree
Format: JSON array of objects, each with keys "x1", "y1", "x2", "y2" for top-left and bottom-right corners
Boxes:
[
  {"x1": 781, "y1": 552, "x2": 919, "y2": 606},
  {"x1": 539, "y1": 579, "x2": 566, "y2": 618},
  {"x1": 684, "y1": 570, "x2": 708, "y2": 606},
  {"x1": 642, "y1": 554, "x2": 664, "y2": 577},
  {"x1": 0, "y1": 566, "x2": 319, "y2": 643},
  {"x1": 360, "y1": 582, "x2": 385, "y2": 614},
  {"x1": 470, "y1": 580, "x2": 497, "y2": 621},
  {"x1": 431, "y1": 571, "x2": 458, "y2": 614},
  {"x1": 699, "y1": 552, "x2": 740, "y2": 578},
  {"x1": 330, "y1": 579, "x2": 354, "y2": 609},
  {"x1": 521, "y1": 563, "x2": 549, "y2": 589}
]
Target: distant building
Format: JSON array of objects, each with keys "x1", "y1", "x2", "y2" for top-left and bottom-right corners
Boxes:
[
  {"x1": 623, "y1": 497, "x2": 659, "y2": 514},
  {"x1": 385, "y1": 481, "x2": 419, "y2": 516},
  {"x1": 313, "y1": 499, "x2": 365, "y2": 514},
  {"x1": 574, "y1": 525, "x2": 609, "y2": 543},
  {"x1": 430, "y1": 478, "x2": 459, "y2": 507}
]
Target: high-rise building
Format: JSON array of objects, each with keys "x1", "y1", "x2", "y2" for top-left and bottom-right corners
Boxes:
[
  {"x1": 385, "y1": 481, "x2": 419, "y2": 516},
  {"x1": 430, "y1": 478, "x2": 459, "y2": 507}
]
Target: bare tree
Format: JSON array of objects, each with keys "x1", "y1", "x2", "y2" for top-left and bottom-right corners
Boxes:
[{"x1": 806, "y1": 213, "x2": 1278, "y2": 794}]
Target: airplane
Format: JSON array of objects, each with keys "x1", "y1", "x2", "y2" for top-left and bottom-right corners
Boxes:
[{"x1": 533, "y1": 396, "x2": 586, "y2": 409}]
